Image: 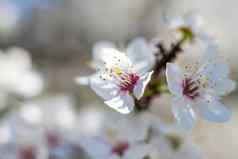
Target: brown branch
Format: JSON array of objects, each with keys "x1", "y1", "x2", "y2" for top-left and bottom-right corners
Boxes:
[
  {"x1": 135, "y1": 39, "x2": 184, "y2": 112},
  {"x1": 154, "y1": 39, "x2": 183, "y2": 73}
]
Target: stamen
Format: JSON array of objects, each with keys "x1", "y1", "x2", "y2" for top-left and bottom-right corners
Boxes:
[
  {"x1": 19, "y1": 146, "x2": 36, "y2": 159},
  {"x1": 99, "y1": 56, "x2": 139, "y2": 92},
  {"x1": 120, "y1": 73, "x2": 139, "y2": 92},
  {"x1": 111, "y1": 142, "x2": 130, "y2": 157},
  {"x1": 182, "y1": 78, "x2": 200, "y2": 100}
]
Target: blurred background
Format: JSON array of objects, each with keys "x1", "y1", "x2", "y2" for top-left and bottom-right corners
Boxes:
[{"x1": 0, "y1": 0, "x2": 237, "y2": 159}]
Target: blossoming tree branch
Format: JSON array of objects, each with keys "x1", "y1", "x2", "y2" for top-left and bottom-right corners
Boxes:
[
  {"x1": 76, "y1": 13, "x2": 236, "y2": 130},
  {"x1": 0, "y1": 11, "x2": 235, "y2": 159}
]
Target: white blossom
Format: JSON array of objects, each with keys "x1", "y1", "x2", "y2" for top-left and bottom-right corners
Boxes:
[
  {"x1": 76, "y1": 37, "x2": 154, "y2": 114},
  {"x1": 166, "y1": 44, "x2": 235, "y2": 129},
  {"x1": 0, "y1": 95, "x2": 77, "y2": 159},
  {"x1": 165, "y1": 11, "x2": 213, "y2": 43},
  {"x1": 147, "y1": 117, "x2": 205, "y2": 159},
  {"x1": 0, "y1": 47, "x2": 43, "y2": 98},
  {"x1": 79, "y1": 114, "x2": 150, "y2": 159}
]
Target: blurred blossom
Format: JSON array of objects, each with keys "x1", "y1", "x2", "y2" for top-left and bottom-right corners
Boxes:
[
  {"x1": 0, "y1": 1, "x2": 235, "y2": 158},
  {"x1": 76, "y1": 37, "x2": 154, "y2": 114},
  {"x1": 78, "y1": 112, "x2": 205, "y2": 159},
  {"x1": 18, "y1": 95, "x2": 76, "y2": 130},
  {"x1": 76, "y1": 107, "x2": 106, "y2": 137},
  {"x1": 0, "y1": 47, "x2": 43, "y2": 98},
  {"x1": 0, "y1": 95, "x2": 78, "y2": 159},
  {"x1": 134, "y1": 114, "x2": 205, "y2": 159},
  {"x1": 0, "y1": 98, "x2": 207, "y2": 159},
  {"x1": 18, "y1": 95, "x2": 77, "y2": 153},
  {"x1": 79, "y1": 113, "x2": 151, "y2": 159},
  {"x1": 0, "y1": 122, "x2": 12, "y2": 144},
  {"x1": 49, "y1": 143, "x2": 87, "y2": 159},
  {"x1": 166, "y1": 43, "x2": 235, "y2": 129},
  {"x1": 3, "y1": 116, "x2": 48, "y2": 159},
  {"x1": 19, "y1": 104, "x2": 43, "y2": 125},
  {"x1": 165, "y1": 11, "x2": 214, "y2": 44}
]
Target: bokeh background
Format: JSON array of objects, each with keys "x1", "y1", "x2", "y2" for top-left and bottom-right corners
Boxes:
[{"x1": 0, "y1": 0, "x2": 237, "y2": 158}]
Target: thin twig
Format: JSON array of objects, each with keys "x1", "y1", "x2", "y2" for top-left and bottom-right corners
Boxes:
[{"x1": 135, "y1": 38, "x2": 184, "y2": 112}]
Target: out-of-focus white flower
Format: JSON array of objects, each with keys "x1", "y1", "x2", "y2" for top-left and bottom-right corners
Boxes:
[
  {"x1": 76, "y1": 107, "x2": 106, "y2": 137},
  {"x1": 138, "y1": 114, "x2": 205, "y2": 159},
  {"x1": 79, "y1": 114, "x2": 150, "y2": 159},
  {"x1": 76, "y1": 37, "x2": 154, "y2": 114},
  {"x1": 166, "y1": 44, "x2": 235, "y2": 129},
  {"x1": 153, "y1": 125, "x2": 205, "y2": 159},
  {"x1": 0, "y1": 116, "x2": 48, "y2": 159},
  {"x1": 165, "y1": 11, "x2": 213, "y2": 43},
  {"x1": 18, "y1": 95, "x2": 76, "y2": 130},
  {"x1": 0, "y1": 122, "x2": 12, "y2": 144},
  {"x1": 17, "y1": 95, "x2": 77, "y2": 153},
  {"x1": 0, "y1": 47, "x2": 43, "y2": 98},
  {"x1": 0, "y1": 95, "x2": 77, "y2": 159}
]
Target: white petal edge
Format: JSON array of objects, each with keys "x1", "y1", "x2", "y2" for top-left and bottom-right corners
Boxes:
[
  {"x1": 90, "y1": 74, "x2": 117, "y2": 100},
  {"x1": 166, "y1": 63, "x2": 184, "y2": 97},
  {"x1": 197, "y1": 97, "x2": 231, "y2": 122},
  {"x1": 75, "y1": 76, "x2": 90, "y2": 85},
  {"x1": 92, "y1": 41, "x2": 116, "y2": 64},
  {"x1": 209, "y1": 79, "x2": 236, "y2": 96},
  {"x1": 104, "y1": 92, "x2": 134, "y2": 114},
  {"x1": 172, "y1": 97, "x2": 196, "y2": 129},
  {"x1": 14, "y1": 71, "x2": 43, "y2": 97},
  {"x1": 133, "y1": 71, "x2": 153, "y2": 100},
  {"x1": 78, "y1": 137, "x2": 111, "y2": 159},
  {"x1": 127, "y1": 37, "x2": 155, "y2": 73},
  {"x1": 6, "y1": 47, "x2": 32, "y2": 70}
]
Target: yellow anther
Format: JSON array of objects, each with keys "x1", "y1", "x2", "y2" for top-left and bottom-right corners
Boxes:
[{"x1": 114, "y1": 67, "x2": 123, "y2": 76}]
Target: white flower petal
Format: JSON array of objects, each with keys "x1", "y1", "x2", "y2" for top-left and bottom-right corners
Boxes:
[
  {"x1": 202, "y1": 41, "x2": 218, "y2": 61},
  {"x1": 104, "y1": 92, "x2": 134, "y2": 114},
  {"x1": 109, "y1": 156, "x2": 120, "y2": 159},
  {"x1": 127, "y1": 37, "x2": 155, "y2": 73},
  {"x1": 14, "y1": 71, "x2": 43, "y2": 97},
  {"x1": 199, "y1": 45, "x2": 230, "y2": 80},
  {"x1": 197, "y1": 97, "x2": 231, "y2": 122},
  {"x1": 198, "y1": 45, "x2": 235, "y2": 96},
  {"x1": 172, "y1": 97, "x2": 196, "y2": 129},
  {"x1": 75, "y1": 76, "x2": 90, "y2": 85},
  {"x1": 92, "y1": 41, "x2": 116, "y2": 67},
  {"x1": 209, "y1": 79, "x2": 236, "y2": 96},
  {"x1": 133, "y1": 71, "x2": 153, "y2": 100},
  {"x1": 167, "y1": 16, "x2": 186, "y2": 29},
  {"x1": 6, "y1": 47, "x2": 32, "y2": 70},
  {"x1": 185, "y1": 11, "x2": 203, "y2": 33},
  {"x1": 103, "y1": 50, "x2": 133, "y2": 70},
  {"x1": 166, "y1": 63, "x2": 184, "y2": 97},
  {"x1": 199, "y1": 59, "x2": 229, "y2": 81},
  {"x1": 79, "y1": 137, "x2": 111, "y2": 159},
  {"x1": 90, "y1": 74, "x2": 117, "y2": 100}
]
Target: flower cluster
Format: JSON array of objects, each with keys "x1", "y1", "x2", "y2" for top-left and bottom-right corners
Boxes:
[
  {"x1": 0, "y1": 11, "x2": 236, "y2": 159},
  {"x1": 77, "y1": 13, "x2": 236, "y2": 130},
  {"x1": 0, "y1": 95, "x2": 204, "y2": 159}
]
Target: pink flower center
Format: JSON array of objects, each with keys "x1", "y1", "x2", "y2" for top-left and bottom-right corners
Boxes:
[
  {"x1": 19, "y1": 146, "x2": 36, "y2": 159},
  {"x1": 120, "y1": 74, "x2": 139, "y2": 92},
  {"x1": 111, "y1": 142, "x2": 130, "y2": 157},
  {"x1": 182, "y1": 78, "x2": 200, "y2": 100},
  {"x1": 46, "y1": 131, "x2": 62, "y2": 149}
]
